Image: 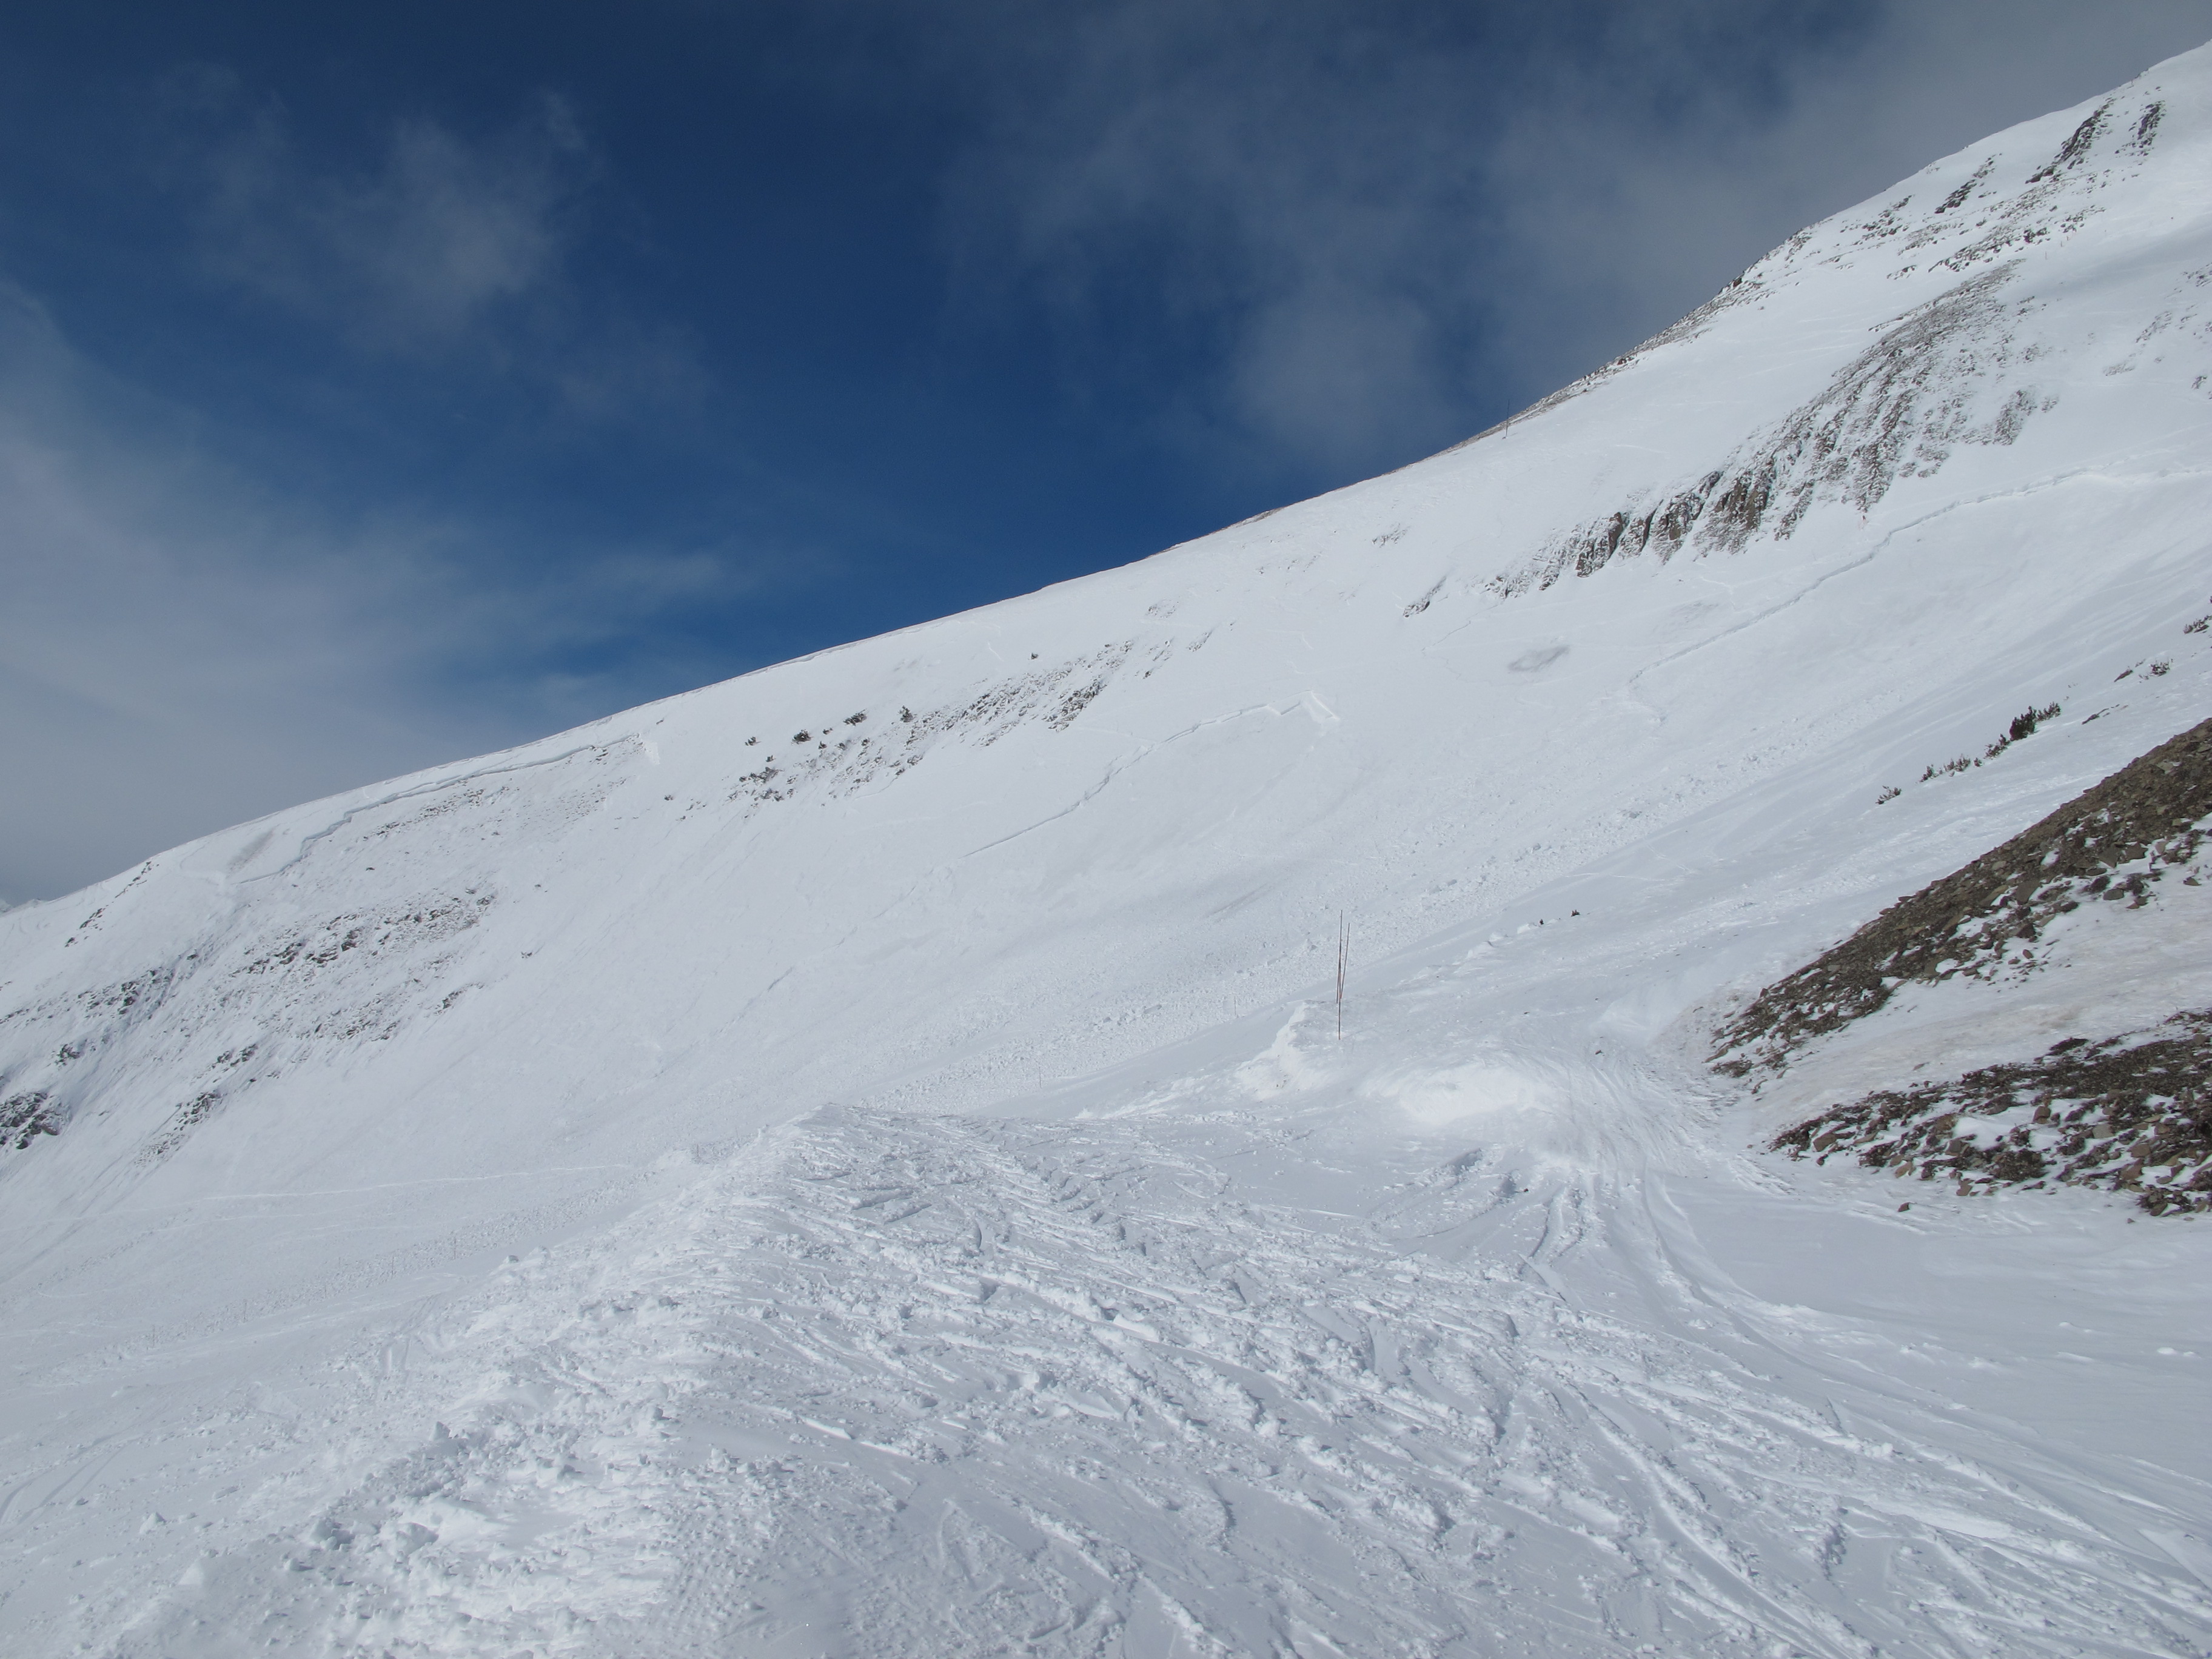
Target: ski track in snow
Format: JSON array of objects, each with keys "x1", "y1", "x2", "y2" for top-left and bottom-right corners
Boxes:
[{"x1": 111, "y1": 1091, "x2": 2212, "y2": 1658}]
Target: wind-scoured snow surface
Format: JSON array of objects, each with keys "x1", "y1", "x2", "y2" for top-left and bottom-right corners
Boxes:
[{"x1": 6, "y1": 47, "x2": 2212, "y2": 1659}]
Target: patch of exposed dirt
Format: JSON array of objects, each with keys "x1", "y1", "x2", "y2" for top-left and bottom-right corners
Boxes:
[
  {"x1": 2, "y1": 1090, "x2": 56, "y2": 1150},
  {"x1": 1772, "y1": 1011, "x2": 2212, "y2": 1215},
  {"x1": 141, "y1": 1089, "x2": 223, "y2": 1164},
  {"x1": 234, "y1": 896, "x2": 488, "y2": 984},
  {"x1": 728, "y1": 642, "x2": 1137, "y2": 814}
]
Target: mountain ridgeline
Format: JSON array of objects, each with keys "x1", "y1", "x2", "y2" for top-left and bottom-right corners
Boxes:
[{"x1": 2, "y1": 44, "x2": 2211, "y2": 1659}]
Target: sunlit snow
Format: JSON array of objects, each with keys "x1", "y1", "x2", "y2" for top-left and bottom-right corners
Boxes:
[{"x1": 4, "y1": 43, "x2": 2212, "y2": 1659}]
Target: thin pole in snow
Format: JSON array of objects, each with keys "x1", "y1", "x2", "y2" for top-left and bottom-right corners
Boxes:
[{"x1": 1336, "y1": 910, "x2": 1347, "y2": 1042}]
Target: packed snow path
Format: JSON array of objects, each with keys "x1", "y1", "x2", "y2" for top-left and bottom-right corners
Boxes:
[{"x1": 87, "y1": 1081, "x2": 2212, "y2": 1657}]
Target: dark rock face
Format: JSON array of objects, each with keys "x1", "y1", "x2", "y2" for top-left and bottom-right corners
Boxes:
[
  {"x1": 1493, "y1": 266, "x2": 2042, "y2": 598},
  {"x1": 1, "y1": 1090, "x2": 56, "y2": 1150},
  {"x1": 1772, "y1": 1012, "x2": 2212, "y2": 1214},
  {"x1": 1718, "y1": 717, "x2": 2212, "y2": 1214}
]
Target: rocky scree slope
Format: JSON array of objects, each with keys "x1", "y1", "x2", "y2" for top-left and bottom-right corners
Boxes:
[{"x1": 1733, "y1": 714, "x2": 2212, "y2": 1211}]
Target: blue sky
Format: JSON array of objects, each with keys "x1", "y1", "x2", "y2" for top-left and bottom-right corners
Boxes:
[{"x1": 3, "y1": 0, "x2": 2208, "y2": 901}]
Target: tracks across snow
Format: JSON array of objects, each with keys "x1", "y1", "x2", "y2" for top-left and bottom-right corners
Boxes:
[{"x1": 124, "y1": 1102, "x2": 2212, "y2": 1658}]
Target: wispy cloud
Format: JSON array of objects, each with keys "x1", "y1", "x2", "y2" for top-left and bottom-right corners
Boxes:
[
  {"x1": 934, "y1": 2, "x2": 1500, "y2": 477},
  {"x1": 166, "y1": 70, "x2": 594, "y2": 355},
  {"x1": 145, "y1": 69, "x2": 708, "y2": 423},
  {"x1": 0, "y1": 280, "x2": 754, "y2": 903},
  {"x1": 1469, "y1": 0, "x2": 2212, "y2": 400},
  {"x1": 925, "y1": 0, "x2": 2211, "y2": 477}
]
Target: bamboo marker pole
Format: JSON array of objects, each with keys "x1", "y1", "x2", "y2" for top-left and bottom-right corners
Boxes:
[{"x1": 1336, "y1": 911, "x2": 1347, "y2": 1041}]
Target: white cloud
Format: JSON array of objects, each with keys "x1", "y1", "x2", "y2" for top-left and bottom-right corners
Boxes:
[
  {"x1": 928, "y1": 0, "x2": 2212, "y2": 475},
  {"x1": 0, "y1": 282, "x2": 753, "y2": 904},
  {"x1": 1472, "y1": 0, "x2": 2212, "y2": 400},
  {"x1": 0, "y1": 282, "x2": 495, "y2": 902}
]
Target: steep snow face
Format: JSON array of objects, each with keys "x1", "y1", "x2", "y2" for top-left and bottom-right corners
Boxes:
[{"x1": 4, "y1": 45, "x2": 2212, "y2": 1659}]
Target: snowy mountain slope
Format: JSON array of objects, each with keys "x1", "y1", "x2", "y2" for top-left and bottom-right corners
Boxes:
[{"x1": 4, "y1": 43, "x2": 2212, "y2": 1659}]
